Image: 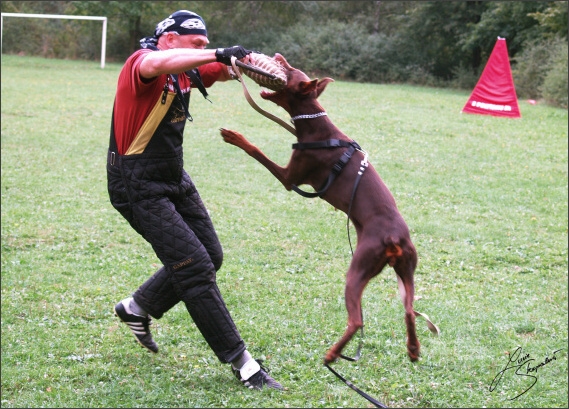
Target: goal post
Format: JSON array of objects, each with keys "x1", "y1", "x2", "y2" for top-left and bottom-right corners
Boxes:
[{"x1": 1, "y1": 12, "x2": 107, "y2": 68}]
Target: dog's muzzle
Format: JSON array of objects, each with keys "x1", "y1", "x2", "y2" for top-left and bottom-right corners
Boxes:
[{"x1": 238, "y1": 53, "x2": 287, "y2": 91}]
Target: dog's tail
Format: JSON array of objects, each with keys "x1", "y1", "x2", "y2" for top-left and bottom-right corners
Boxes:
[
  {"x1": 384, "y1": 236, "x2": 403, "y2": 267},
  {"x1": 396, "y1": 275, "x2": 441, "y2": 336}
]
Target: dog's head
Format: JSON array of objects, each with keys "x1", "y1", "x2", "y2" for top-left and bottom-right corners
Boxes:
[{"x1": 259, "y1": 53, "x2": 334, "y2": 115}]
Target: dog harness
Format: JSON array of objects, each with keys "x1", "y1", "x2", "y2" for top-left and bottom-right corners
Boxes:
[{"x1": 291, "y1": 139, "x2": 367, "y2": 198}]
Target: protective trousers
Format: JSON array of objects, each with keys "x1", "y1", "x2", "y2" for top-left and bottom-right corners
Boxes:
[{"x1": 107, "y1": 149, "x2": 246, "y2": 363}]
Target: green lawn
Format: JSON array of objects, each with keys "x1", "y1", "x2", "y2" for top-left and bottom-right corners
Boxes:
[{"x1": 1, "y1": 55, "x2": 567, "y2": 408}]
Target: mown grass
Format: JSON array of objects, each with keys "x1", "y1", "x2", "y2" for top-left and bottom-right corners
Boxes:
[{"x1": 1, "y1": 55, "x2": 567, "y2": 408}]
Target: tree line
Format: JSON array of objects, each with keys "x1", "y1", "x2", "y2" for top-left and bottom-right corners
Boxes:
[{"x1": 1, "y1": 1, "x2": 567, "y2": 107}]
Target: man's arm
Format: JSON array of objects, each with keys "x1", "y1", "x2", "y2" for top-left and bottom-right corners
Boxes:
[
  {"x1": 139, "y1": 49, "x2": 217, "y2": 79},
  {"x1": 139, "y1": 46, "x2": 251, "y2": 80}
]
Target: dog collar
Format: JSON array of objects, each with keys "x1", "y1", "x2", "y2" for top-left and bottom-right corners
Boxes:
[{"x1": 290, "y1": 112, "x2": 327, "y2": 123}]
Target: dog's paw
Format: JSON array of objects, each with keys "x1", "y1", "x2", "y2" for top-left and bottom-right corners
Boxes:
[
  {"x1": 219, "y1": 128, "x2": 246, "y2": 147},
  {"x1": 324, "y1": 349, "x2": 339, "y2": 365}
]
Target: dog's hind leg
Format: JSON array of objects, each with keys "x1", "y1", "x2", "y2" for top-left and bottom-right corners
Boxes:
[
  {"x1": 324, "y1": 240, "x2": 385, "y2": 364},
  {"x1": 390, "y1": 237, "x2": 420, "y2": 362},
  {"x1": 324, "y1": 268, "x2": 369, "y2": 364}
]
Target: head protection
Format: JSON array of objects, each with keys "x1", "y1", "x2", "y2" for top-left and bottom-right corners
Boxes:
[{"x1": 140, "y1": 10, "x2": 207, "y2": 49}]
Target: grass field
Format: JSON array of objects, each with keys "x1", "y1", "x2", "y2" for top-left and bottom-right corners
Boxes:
[{"x1": 1, "y1": 55, "x2": 567, "y2": 408}]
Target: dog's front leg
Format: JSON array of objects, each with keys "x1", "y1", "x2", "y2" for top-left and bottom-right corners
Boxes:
[{"x1": 220, "y1": 128, "x2": 293, "y2": 190}]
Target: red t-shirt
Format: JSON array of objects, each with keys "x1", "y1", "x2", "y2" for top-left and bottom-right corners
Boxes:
[{"x1": 113, "y1": 49, "x2": 226, "y2": 155}]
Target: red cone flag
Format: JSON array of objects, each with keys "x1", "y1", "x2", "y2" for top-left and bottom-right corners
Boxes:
[{"x1": 462, "y1": 37, "x2": 521, "y2": 118}]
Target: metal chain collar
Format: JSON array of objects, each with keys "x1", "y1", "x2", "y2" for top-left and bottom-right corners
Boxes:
[{"x1": 290, "y1": 112, "x2": 328, "y2": 123}]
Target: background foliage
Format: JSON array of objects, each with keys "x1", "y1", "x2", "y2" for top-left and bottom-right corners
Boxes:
[{"x1": 1, "y1": 1, "x2": 567, "y2": 107}]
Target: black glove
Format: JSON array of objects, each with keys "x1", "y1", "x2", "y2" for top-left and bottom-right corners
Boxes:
[{"x1": 215, "y1": 46, "x2": 252, "y2": 65}]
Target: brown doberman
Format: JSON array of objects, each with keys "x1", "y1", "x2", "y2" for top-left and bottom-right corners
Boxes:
[{"x1": 220, "y1": 53, "x2": 435, "y2": 364}]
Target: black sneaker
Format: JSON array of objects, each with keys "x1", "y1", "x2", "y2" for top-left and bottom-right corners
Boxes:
[
  {"x1": 233, "y1": 359, "x2": 283, "y2": 390},
  {"x1": 114, "y1": 298, "x2": 158, "y2": 353}
]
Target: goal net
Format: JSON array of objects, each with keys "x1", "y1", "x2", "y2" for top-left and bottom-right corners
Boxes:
[{"x1": 0, "y1": 13, "x2": 107, "y2": 68}]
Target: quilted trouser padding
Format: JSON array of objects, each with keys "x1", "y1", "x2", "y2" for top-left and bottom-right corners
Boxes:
[
  {"x1": 108, "y1": 152, "x2": 244, "y2": 362},
  {"x1": 133, "y1": 267, "x2": 245, "y2": 363},
  {"x1": 132, "y1": 267, "x2": 178, "y2": 319},
  {"x1": 129, "y1": 194, "x2": 245, "y2": 362},
  {"x1": 107, "y1": 161, "x2": 145, "y2": 236},
  {"x1": 185, "y1": 282, "x2": 247, "y2": 363},
  {"x1": 128, "y1": 177, "x2": 223, "y2": 279}
]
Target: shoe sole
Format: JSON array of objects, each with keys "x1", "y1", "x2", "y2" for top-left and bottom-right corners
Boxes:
[{"x1": 114, "y1": 307, "x2": 158, "y2": 353}]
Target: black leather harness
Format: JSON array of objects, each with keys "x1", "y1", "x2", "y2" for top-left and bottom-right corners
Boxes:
[{"x1": 291, "y1": 139, "x2": 364, "y2": 198}]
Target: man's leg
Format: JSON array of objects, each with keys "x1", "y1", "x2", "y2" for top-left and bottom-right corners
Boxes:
[{"x1": 131, "y1": 195, "x2": 245, "y2": 362}]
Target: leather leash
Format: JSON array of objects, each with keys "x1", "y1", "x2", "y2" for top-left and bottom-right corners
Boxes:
[{"x1": 325, "y1": 363, "x2": 388, "y2": 408}]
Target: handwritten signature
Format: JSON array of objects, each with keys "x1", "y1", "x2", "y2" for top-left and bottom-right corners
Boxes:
[{"x1": 489, "y1": 346, "x2": 562, "y2": 400}]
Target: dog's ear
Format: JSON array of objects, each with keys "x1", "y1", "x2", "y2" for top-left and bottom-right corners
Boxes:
[
  {"x1": 316, "y1": 78, "x2": 334, "y2": 98},
  {"x1": 299, "y1": 79, "x2": 319, "y2": 96}
]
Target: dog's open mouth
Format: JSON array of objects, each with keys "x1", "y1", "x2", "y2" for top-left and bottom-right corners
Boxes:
[{"x1": 260, "y1": 88, "x2": 282, "y2": 99}]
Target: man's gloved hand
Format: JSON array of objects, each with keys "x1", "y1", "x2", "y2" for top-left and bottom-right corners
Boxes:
[{"x1": 215, "y1": 46, "x2": 252, "y2": 65}]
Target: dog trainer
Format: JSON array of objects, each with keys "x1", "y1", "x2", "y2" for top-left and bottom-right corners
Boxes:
[{"x1": 106, "y1": 10, "x2": 282, "y2": 390}]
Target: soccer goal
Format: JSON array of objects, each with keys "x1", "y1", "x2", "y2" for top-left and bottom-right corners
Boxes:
[{"x1": 1, "y1": 12, "x2": 107, "y2": 68}]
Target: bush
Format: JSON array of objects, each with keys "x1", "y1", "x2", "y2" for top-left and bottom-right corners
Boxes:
[
  {"x1": 512, "y1": 38, "x2": 551, "y2": 99},
  {"x1": 449, "y1": 63, "x2": 481, "y2": 90},
  {"x1": 276, "y1": 20, "x2": 368, "y2": 80},
  {"x1": 354, "y1": 33, "x2": 408, "y2": 84},
  {"x1": 277, "y1": 23, "x2": 441, "y2": 87},
  {"x1": 512, "y1": 36, "x2": 568, "y2": 107},
  {"x1": 541, "y1": 40, "x2": 568, "y2": 108},
  {"x1": 1, "y1": 16, "x2": 102, "y2": 61}
]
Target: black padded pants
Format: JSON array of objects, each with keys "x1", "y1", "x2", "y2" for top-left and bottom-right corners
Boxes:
[{"x1": 107, "y1": 155, "x2": 246, "y2": 363}]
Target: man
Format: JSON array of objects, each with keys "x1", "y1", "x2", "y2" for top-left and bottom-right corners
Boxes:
[{"x1": 107, "y1": 10, "x2": 282, "y2": 390}]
